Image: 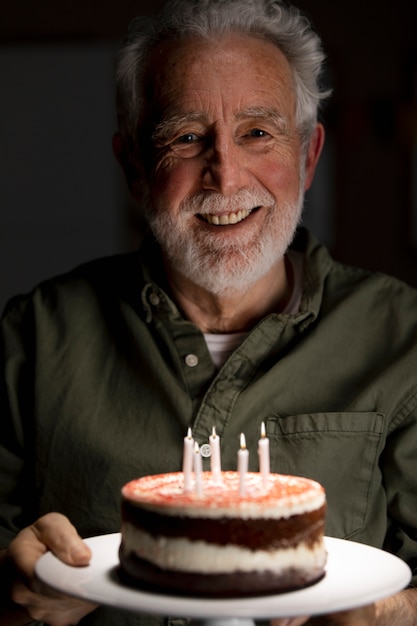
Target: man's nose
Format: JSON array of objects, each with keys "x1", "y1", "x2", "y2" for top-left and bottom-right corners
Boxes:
[{"x1": 201, "y1": 132, "x2": 250, "y2": 196}]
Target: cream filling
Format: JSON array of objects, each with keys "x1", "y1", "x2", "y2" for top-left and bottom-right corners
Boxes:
[
  {"x1": 122, "y1": 524, "x2": 327, "y2": 575},
  {"x1": 202, "y1": 209, "x2": 252, "y2": 225}
]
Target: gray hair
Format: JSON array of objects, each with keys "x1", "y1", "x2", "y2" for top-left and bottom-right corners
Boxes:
[{"x1": 115, "y1": 0, "x2": 330, "y2": 156}]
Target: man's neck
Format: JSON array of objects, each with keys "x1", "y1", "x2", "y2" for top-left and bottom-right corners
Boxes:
[{"x1": 164, "y1": 257, "x2": 292, "y2": 333}]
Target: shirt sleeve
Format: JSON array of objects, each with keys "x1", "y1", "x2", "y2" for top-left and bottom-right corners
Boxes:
[{"x1": 0, "y1": 296, "x2": 36, "y2": 546}]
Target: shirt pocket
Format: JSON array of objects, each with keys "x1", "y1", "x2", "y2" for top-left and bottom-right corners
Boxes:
[{"x1": 265, "y1": 412, "x2": 385, "y2": 540}]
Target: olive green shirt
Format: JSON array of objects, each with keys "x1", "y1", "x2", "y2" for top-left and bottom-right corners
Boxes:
[{"x1": 1, "y1": 229, "x2": 417, "y2": 625}]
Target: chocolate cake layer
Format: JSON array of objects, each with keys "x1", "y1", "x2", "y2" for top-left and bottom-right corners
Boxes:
[
  {"x1": 119, "y1": 548, "x2": 326, "y2": 598},
  {"x1": 121, "y1": 500, "x2": 326, "y2": 550}
]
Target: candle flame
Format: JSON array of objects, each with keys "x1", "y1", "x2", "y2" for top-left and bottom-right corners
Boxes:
[
  {"x1": 261, "y1": 422, "x2": 266, "y2": 438},
  {"x1": 187, "y1": 427, "x2": 193, "y2": 439},
  {"x1": 194, "y1": 441, "x2": 200, "y2": 454},
  {"x1": 211, "y1": 426, "x2": 217, "y2": 439},
  {"x1": 240, "y1": 432, "x2": 247, "y2": 450}
]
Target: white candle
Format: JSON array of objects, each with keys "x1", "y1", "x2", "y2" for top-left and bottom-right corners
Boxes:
[
  {"x1": 182, "y1": 427, "x2": 194, "y2": 492},
  {"x1": 238, "y1": 433, "x2": 249, "y2": 496},
  {"x1": 209, "y1": 426, "x2": 222, "y2": 483},
  {"x1": 258, "y1": 421, "x2": 270, "y2": 488},
  {"x1": 193, "y1": 441, "x2": 203, "y2": 496}
]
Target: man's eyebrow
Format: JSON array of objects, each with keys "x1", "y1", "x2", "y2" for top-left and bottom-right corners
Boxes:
[
  {"x1": 235, "y1": 107, "x2": 290, "y2": 132},
  {"x1": 152, "y1": 112, "x2": 207, "y2": 143}
]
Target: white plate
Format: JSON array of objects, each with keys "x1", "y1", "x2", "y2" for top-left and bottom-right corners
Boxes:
[{"x1": 35, "y1": 534, "x2": 411, "y2": 620}]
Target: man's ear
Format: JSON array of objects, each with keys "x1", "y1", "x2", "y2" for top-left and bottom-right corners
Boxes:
[
  {"x1": 112, "y1": 132, "x2": 142, "y2": 199},
  {"x1": 303, "y1": 123, "x2": 325, "y2": 191}
]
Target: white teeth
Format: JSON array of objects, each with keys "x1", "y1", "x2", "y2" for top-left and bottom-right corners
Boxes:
[{"x1": 204, "y1": 209, "x2": 251, "y2": 226}]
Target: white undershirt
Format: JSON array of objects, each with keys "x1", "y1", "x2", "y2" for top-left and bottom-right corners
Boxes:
[{"x1": 204, "y1": 250, "x2": 303, "y2": 369}]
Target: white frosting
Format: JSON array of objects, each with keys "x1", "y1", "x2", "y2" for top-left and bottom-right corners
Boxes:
[
  {"x1": 122, "y1": 523, "x2": 327, "y2": 575},
  {"x1": 122, "y1": 471, "x2": 326, "y2": 519}
]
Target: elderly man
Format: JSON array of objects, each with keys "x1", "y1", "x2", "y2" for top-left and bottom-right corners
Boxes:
[{"x1": 1, "y1": 0, "x2": 416, "y2": 625}]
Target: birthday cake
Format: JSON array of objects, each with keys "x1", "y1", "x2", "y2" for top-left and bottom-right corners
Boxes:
[{"x1": 119, "y1": 470, "x2": 327, "y2": 597}]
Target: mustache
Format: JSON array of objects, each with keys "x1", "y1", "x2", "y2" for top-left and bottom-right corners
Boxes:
[{"x1": 180, "y1": 189, "x2": 275, "y2": 215}]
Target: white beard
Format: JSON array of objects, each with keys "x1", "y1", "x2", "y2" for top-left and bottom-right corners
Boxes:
[{"x1": 145, "y1": 186, "x2": 304, "y2": 297}]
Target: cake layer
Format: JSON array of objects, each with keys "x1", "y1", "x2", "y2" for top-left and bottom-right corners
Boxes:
[
  {"x1": 121, "y1": 501, "x2": 326, "y2": 549},
  {"x1": 120, "y1": 524, "x2": 327, "y2": 574},
  {"x1": 119, "y1": 550, "x2": 326, "y2": 597}
]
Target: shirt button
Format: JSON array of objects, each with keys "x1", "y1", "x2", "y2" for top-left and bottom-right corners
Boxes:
[
  {"x1": 149, "y1": 292, "x2": 160, "y2": 306},
  {"x1": 185, "y1": 354, "x2": 199, "y2": 368}
]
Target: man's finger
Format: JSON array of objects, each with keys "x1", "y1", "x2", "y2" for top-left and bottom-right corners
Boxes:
[
  {"x1": 8, "y1": 512, "x2": 91, "y2": 581},
  {"x1": 31, "y1": 513, "x2": 91, "y2": 566}
]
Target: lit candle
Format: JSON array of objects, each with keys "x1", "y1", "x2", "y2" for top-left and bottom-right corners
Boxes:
[
  {"x1": 182, "y1": 427, "x2": 194, "y2": 492},
  {"x1": 209, "y1": 426, "x2": 222, "y2": 483},
  {"x1": 258, "y1": 422, "x2": 270, "y2": 488},
  {"x1": 194, "y1": 441, "x2": 203, "y2": 496},
  {"x1": 238, "y1": 433, "x2": 249, "y2": 496}
]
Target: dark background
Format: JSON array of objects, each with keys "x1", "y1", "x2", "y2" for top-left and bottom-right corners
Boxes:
[{"x1": 2, "y1": 0, "x2": 417, "y2": 311}]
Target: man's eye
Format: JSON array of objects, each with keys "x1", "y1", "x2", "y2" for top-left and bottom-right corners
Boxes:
[
  {"x1": 177, "y1": 133, "x2": 200, "y2": 144},
  {"x1": 169, "y1": 132, "x2": 205, "y2": 157},
  {"x1": 248, "y1": 128, "x2": 269, "y2": 138}
]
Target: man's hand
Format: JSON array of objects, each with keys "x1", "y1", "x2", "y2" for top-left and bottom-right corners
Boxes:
[
  {"x1": 271, "y1": 588, "x2": 417, "y2": 626},
  {"x1": 303, "y1": 605, "x2": 376, "y2": 625},
  {"x1": 2, "y1": 512, "x2": 97, "y2": 626}
]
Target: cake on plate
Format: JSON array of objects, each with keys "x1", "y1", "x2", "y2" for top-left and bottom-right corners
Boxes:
[{"x1": 119, "y1": 470, "x2": 327, "y2": 597}]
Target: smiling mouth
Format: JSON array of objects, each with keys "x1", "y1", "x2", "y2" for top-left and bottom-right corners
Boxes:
[{"x1": 199, "y1": 208, "x2": 258, "y2": 226}]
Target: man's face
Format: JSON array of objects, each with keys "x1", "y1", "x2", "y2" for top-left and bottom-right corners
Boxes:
[{"x1": 140, "y1": 34, "x2": 317, "y2": 295}]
